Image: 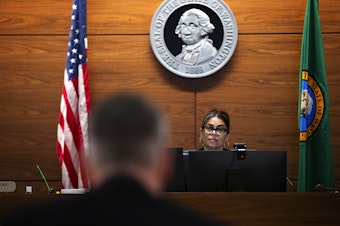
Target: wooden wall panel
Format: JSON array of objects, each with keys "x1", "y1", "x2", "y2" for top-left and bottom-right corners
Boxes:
[
  {"x1": 0, "y1": 0, "x2": 70, "y2": 35},
  {"x1": 1, "y1": 0, "x2": 339, "y2": 35},
  {"x1": 0, "y1": 36, "x2": 65, "y2": 181},
  {"x1": 0, "y1": 35, "x2": 195, "y2": 180},
  {"x1": 0, "y1": 0, "x2": 339, "y2": 189}
]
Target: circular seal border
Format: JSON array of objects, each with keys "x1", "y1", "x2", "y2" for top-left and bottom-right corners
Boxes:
[
  {"x1": 306, "y1": 75, "x2": 324, "y2": 138},
  {"x1": 150, "y1": 0, "x2": 238, "y2": 78}
]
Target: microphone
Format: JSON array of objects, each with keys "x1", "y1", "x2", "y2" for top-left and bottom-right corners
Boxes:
[
  {"x1": 36, "y1": 164, "x2": 53, "y2": 193},
  {"x1": 286, "y1": 177, "x2": 296, "y2": 192},
  {"x1": 315, "y1": 183, "x2": 339, "y2": 193}
]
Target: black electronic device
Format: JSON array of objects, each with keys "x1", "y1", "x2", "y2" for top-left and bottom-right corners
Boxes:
[
  {"x1": 233, "y1": 142, "x2": 247, "y2": 160},
  {"x1": 233, "y1": 142, "x2": 247, "y2": 150},
  {"x1": 186, "y1": 150, "x2": 287, "y2": 192}
]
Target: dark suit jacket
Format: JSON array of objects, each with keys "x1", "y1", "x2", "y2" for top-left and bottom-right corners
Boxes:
[{"x1": 3, "y1": 176, "x2": 231, "y2": 226}]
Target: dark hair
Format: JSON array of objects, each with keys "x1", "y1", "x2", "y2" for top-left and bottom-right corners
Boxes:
[
  {"x1": 201, "y1": 109, "x2": 230, "y2": 134},
  {"x1": 89, "y1": 92, "x2": 164, "y2": 166}
]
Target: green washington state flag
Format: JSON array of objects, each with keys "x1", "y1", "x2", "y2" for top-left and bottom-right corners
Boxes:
[{"x1": 298, "y1": 0, "x2": 335, "y2": 192}]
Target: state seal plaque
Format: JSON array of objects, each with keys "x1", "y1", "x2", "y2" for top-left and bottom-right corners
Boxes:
[{"x1": 150, "y1": 0, "x2": 238, "y2": 78}]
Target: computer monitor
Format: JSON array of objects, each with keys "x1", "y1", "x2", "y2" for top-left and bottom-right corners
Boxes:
[
  {"x1": 187, "y1": 150, "x2": 287, "y2": 192},
  {"x1": 164, "y1": 147, "x2": 186, "y2": 192}
]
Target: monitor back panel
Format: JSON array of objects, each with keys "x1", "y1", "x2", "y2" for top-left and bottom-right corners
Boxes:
[
  {"x1": 187, "y1": 150, "x2": 287, "y2": 192},
  {"x1": 164, "y1": 147, "x2": 186, "y2": 192}
]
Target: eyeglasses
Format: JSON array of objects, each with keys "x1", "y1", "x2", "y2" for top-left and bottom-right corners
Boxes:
[{"x1": 202, "y1": 126, "x2": 228, "y2": 136}]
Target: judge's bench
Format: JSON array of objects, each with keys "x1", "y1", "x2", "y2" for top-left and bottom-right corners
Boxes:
[{"x1": 0, "y1": 191, "x2": 339, "y2": 226}]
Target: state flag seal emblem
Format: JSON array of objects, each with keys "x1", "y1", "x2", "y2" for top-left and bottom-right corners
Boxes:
[{"x1": 150, "y1": 0, "x2": 238, "y2": 78}]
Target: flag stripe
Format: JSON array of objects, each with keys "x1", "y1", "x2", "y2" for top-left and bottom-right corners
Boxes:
[{"x1": 63, "y1": 141, "x2": 79, "y2": 188}]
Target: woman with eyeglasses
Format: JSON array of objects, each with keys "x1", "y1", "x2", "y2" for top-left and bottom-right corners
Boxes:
[{"x1": 199, "y1": 109, "x2": 230, "y2": 151}]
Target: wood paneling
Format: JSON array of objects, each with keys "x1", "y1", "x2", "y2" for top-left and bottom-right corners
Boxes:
[
  {"x1": 165, "y1": 192, "x2": 340, "y2": 225},
  {"x1": 0, "y1": 36, "x2": 195, "y2": 180},
  {"x1": 1, "y1": 0, "x2": 339, "y2": 35},
  {"x1": 0, "y1": 0, "x2": 339, "y2": 188}
]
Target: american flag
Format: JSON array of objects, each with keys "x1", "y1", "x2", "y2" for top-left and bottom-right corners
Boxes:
[{"x1": 56, "y1": 0, "x2": 90, "y2": 189}]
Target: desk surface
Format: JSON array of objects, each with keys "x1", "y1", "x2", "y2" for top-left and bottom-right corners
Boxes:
[{"x1": 1, "y1": 192, "x2": 339, "y2": 226}]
